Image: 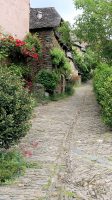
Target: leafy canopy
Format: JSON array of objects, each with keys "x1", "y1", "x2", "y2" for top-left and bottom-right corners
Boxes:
[
  {"x1": 93, "y1": 63, "x2": 112, "y2": 127},
  {"x1": 57, "y1": 21, "x2": 71, "y2": 47},
  {"x1": 73, "y1": 0, "x2": 112, "y2": 63}
]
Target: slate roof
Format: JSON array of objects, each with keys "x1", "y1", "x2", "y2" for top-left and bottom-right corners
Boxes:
[{"x1": 30, "y1": 7, "x2": 62, "y2": 29}]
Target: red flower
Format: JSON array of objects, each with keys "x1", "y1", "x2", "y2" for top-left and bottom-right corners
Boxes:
[
  {"x1": 31, "y1": 53, "x2": 39, "y2": 59},
  {"x1": 15, "y1": 39, "x2": 26, "y2": 47}
]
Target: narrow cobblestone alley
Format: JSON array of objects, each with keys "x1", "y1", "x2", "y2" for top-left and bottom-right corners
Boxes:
[{"x1": 0, "y1": 83, "x2": 112, "y2": 200}]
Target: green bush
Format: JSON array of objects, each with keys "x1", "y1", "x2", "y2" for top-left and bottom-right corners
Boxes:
[
  {"x1": 73, "y1": 50, "x2": 90, "y2": 82},
  {"x1": 0, "y1": 150, "x2": 25, "y2": 184},
  {"x1": 50, "y1": 48, "x2": 71, "y2": 77},
  {"x1": 0, "y1": 49, "x2": 8, "y2": 61},
  {"x1": 93, "y1": 63, "x2": 112, "y2": 127},
  {"x1": 93, "y1": 64, "x2": 111, "y2": 101},
  {"x1": 0, "y1": 66, "x2": 34, "y2": 149},
  {"x1": 73, "y1": 48, "x2": 98, "y2": 82},
  {"x1": 65, "y1": 79, "x2": 75, "y2": 96},
  {"x1": 50, "y1": 48, "x2": 66, "y2": 67},
  {"x1": 24, "y1": 33, "x2": 41, "y2": 54},
  {"x1": 0, "y1": 33, "x2": 40, "y2": 64},
  {"x1": 9, "y1": 63, "x2": 31, "y2": 80},
  {"x1": 8, "y1": 64, "x2": 23, "y2": 77},
  {"x1": 57, "y1": 21, "x2": 71, "y2": 48},
  {"x1": 65, "y1": 84, "x2": 74, "y2": 96},
  {"x1": 36, "y1": 69, "x2": 59, "y2": 95}
]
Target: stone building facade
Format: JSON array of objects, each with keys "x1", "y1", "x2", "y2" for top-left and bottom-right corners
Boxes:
[
  {"x1": 30, "y1": 7, "x2": 80, "y2": 92},
  {"x1": 30, "y1": 7, "x2": 78, "y2": 74},
  {"x1": 0, "y1": 0, "x2": 29, "y2": 39},
  {"x1": 30, "y1": 28, "x2": 62, "y2": 70},
  {"x1": 30, "y1": 7, "x2": 62, "y2": 70}
]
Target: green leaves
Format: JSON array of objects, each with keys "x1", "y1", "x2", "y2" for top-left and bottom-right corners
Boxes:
[
  {"x1": 57, "y1": 21, "x2": 71, "y2": 47},
  {"x1": 24, "y1": 33, "x2": 41, "y2": 54},
  {"x1": 73, "y1": 48, "x2": 96, "y2": 81},
  {"x1": 0, "y1": 66, "x2": 34, "y2": 149},
  {"x1": 93, "y1": 63, "x2": 112, "y2": 127},
  {"x1": 50, "y1": 48, "x2": 66, "y2": 67},
  {"x1": 0, "y1": 150, "x2": 26, "y2": 184},
  {"x1": 73, "y1": 0, "x2": 112, "y2": 63},
  {"x1": 50, "y1": 48, "x2": 71, "y2": 76},
  {"x1": 36, "y1": 69, "x2": 59, "y2": 94}
]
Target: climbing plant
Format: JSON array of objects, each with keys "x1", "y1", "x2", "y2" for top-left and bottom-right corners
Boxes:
[{"x1": 50, "y1": 48, "x2": 71, "y2": 77}]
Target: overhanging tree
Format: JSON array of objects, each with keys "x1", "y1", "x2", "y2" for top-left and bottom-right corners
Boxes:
[
  {"x1": 73, "y1": 0, "x2": 112, "y2": 64},
  {"x1": 57, "y1": 21, "x2": 72, "y2": 48}
]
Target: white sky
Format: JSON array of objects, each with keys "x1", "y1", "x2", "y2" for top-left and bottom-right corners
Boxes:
[{"x1": 30, "y1": 0, "x2": 81, "y2": 25}]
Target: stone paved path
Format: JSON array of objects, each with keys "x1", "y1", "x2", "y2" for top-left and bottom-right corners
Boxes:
[{"x1": 0, "y1": 83, "x2": 112, "y2": 200}]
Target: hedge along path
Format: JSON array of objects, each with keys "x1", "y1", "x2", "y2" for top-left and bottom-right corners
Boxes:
[{"x1": 0, "y1": 82, "x2": 112, "y2": 200}]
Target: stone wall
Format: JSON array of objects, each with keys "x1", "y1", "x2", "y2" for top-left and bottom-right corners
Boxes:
[
  {"x1": 0, "y1": 0, "x2": 29, "y2": 39},
  {"x1": 37, "y1": 29, "x2": 55, "y2": 69},
  {"x1": 30, "y1": 28, "x2": 64, "y2": 71},
  {"x1": 27, "y1": 29, "x2": 55, "y2": 81},
  {"x1": 30, "y1": 29, "x2": 80, "y2": 91},
  {"x1": 51, "y1": 32, "x2": 61, "y2": 49}
]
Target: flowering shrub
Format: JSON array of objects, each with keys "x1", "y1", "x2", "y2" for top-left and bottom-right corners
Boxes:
[
  {"x1": 15, "y1": 39, "x2": 26, "y2": 47},
  {"x1": 0, "y1": 33, "x2": 39, "y2": 61},
  {"x1": 24, "y1": 33, "x2": 41, "y2": 54}
]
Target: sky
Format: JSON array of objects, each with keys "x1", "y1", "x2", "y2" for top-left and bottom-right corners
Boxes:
[{"x1": 30, "y1": 0, "x2": 80, "y2": 25}]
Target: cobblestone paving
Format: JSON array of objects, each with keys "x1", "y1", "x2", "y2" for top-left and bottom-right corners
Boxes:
[{"x1": 0, "y1": 83, "x2": 112, "y2": 200}]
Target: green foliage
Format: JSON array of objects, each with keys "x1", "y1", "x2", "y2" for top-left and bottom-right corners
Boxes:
[
  {"x1": 0, "y1": 149, "x2": 43, "y2": 184},
  {"x1": 0, "y1": 49, "x2": 8, "y2": 61},
  {"x1": 57, "y1": 21, "x2": 71, "y2": 47},
  {"x1": 73, "y1": 0, "x2": 112, "y2": 63},
  {"x1": 0, "y1": 34, "x2": 22, "y2": 62},
  {"x1": 24, "y1": 33, "x2": 41, "y2": 54},
  {"x1": 0, "y1": 33, "x2": 40, "y2": 63},
  {"x1": 73, "y1": 49, "x2": 90, "y2": 81},
  {"x1": 0, "y1": 150, "x2": 26, "y2": 184},
  {"x1": 65, "y1": 79, "x2": 75, "y2": 96},
  {"x1": 84, "y1": 48, "x2": 99, "y2": 70},
  {"x1": 73, "y1": 48, "x2": 98, "y2": 81},
  {"x1": 36, "y1": 69, "x2": 59, "y2": 94},
  {"x1": 8, "y1": 64, "x2": 23, "y2": 77},
  {"x1": 62, "y1": 60, "x2": 71, "y2": 76},
  {"x1": 9, "y1": 63, "x2": 31, "y2": 80},
  {"x1": 50, "y1": 48, "x2": 66, "y2": 67},
  {"x1": 93, "y1": 63, "x2": 112, "y2": 127},
  {"x1": 50, "y1": 48, "x2": 71, "y2": 76},
  {"x1": 0, "y1": 66, "x2": 34, "y2": 149},
  {"x1": 65, "y1": 84, "x2": 75, "y2": 96},
  {"x1": 49, "y1": 93, "x2": 66, "y2": 101}
]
